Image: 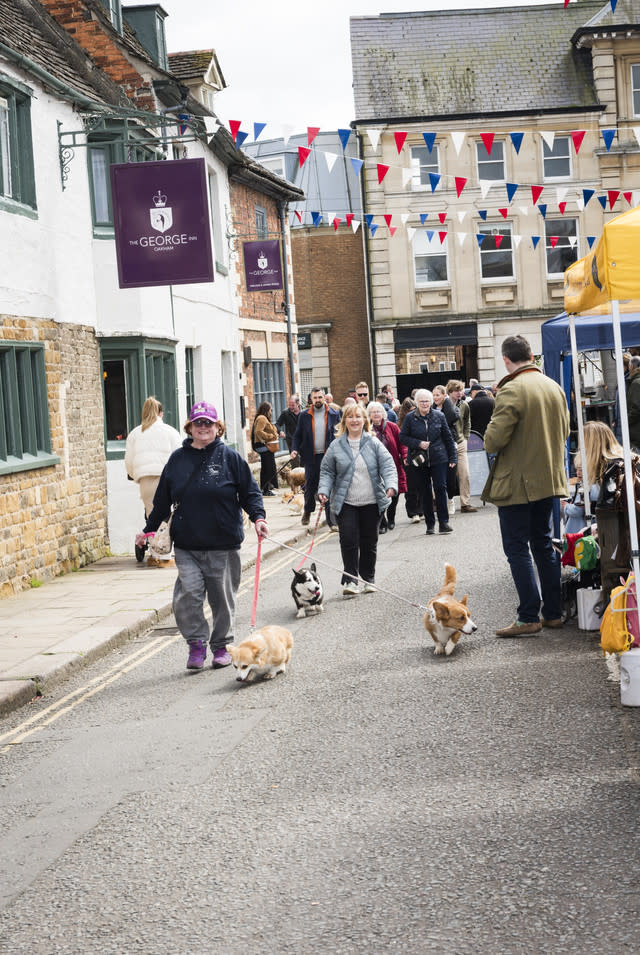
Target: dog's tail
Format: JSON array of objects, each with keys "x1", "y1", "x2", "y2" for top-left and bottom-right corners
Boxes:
[{"x1": 442, "y1": 562, "x2": 457, "y2": 595}]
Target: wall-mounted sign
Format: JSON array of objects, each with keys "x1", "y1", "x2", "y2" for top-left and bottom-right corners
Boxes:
[
  {"x1": 110, "y1": 158, "x2": 214, "y2": 289},
  {"x1": 243, "y1": 239, "x2": 283, "y2": 291},
  {"x1": 297, "y1": 332, "x2": 312, "y2": 349}
]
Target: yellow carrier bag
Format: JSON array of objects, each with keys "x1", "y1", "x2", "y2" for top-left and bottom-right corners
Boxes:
[{"x1": 600, "y1": 583, "x2": 634, "y2": 655}]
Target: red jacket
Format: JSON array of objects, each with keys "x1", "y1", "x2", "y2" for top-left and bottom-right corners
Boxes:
[{"x1": 372, "y1": 421, "x2": 407, "y2": 493}]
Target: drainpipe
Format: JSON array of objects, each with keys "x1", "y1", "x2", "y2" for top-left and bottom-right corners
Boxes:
[
  {"x1": 355, "y1": 128, "x2": 378, "y2": 393},
  {"x1": 278, "y1": 200, "x2": 296, "y2": 394}
]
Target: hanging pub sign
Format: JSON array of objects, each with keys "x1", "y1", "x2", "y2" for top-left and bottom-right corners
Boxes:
[
  {"x1": 243, "y1": 239, "x2": 283, "y2": 291},
  {"x1": 110, "y1": 158, "x2": 214, "y2": 289}
]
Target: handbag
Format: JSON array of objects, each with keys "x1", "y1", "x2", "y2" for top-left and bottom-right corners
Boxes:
[{"x1": 267, "y1": 440, "x2": 280, "y2": 453}]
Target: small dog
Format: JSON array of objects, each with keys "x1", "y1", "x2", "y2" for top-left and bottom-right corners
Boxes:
[
  {"x1": 424, "y1": 563, "x2": 477, "y2": 656},
  {"x1": 291, "y1": 562, "x2": 324, "y2": 618},
  {"x1": 228, "y1": 626, "x2": 293, "y2": 683},
  {"x1": 281, "y1": 466, "x2": 306, "y2": 495}
]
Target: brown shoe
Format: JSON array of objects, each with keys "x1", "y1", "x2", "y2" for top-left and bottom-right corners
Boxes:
[
  {"x1": 541, "y1": 618, "x2": 564, "y2": 629},
  {"x1": 460, "y1": 505, "x2": 478, "y2": 513},
  {"x1": 495, "y1": 620, "x2": 542, "y2": 638},
  {"x1": 301, "y1": 512, "x2": 310, "y2": 526}
]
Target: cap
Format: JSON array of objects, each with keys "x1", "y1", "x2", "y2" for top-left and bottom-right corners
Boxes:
[
  {"x1": 189, "y1": 401, "x2": 218, "y2": 422},
  {"x1": 470, "y1": 384, "x2": 484, "y2": 394}
]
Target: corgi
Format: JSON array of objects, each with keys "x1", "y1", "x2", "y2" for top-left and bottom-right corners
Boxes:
[
  {"x1": 424, "y1": 563, "x2": 477, "y2": 656},
  {"x1": 291, "y1": 562, "x2": 324, "y2": 618},
  {"x1": 228, "y1": 626, "x2": 293, "y2": 683},
  {"x1": 281, "y1": 466, "x2": 306, "y2": 495}
]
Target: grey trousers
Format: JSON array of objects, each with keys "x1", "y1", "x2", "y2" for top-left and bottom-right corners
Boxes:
[{"x1": 173, "y1": 547, "x2": 242, "y2": 649}]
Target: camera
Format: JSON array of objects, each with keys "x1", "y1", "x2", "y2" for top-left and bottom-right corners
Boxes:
[{"x1": 411, "y1": 451, "x2": 426, "y2": 467}]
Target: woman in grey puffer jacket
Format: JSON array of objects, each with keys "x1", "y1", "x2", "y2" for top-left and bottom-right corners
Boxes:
[{"x1": 318, "y1": 404, "x2": 397, "y2": 597}]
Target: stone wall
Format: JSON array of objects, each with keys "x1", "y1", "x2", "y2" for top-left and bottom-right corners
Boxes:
[{"x1": 0, "y1": 315, "x2": 108, "y2": 598}]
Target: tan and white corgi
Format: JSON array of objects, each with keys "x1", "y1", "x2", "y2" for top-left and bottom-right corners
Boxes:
[
  {"x1": 228, "y1": 626, "x2": 293, "y2": 683},
  {"x1": 424, "y1": 563, "x2": 477, "y2": 656}
]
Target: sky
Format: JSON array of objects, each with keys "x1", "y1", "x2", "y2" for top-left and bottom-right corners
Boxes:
[{"x1": 139, "y1": 0, "x2": 562, "y2": 134}]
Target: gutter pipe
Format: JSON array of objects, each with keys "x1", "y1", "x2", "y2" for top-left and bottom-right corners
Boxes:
[{"x1": 277, "y1": 200, "x2": 297, "y2": 395}]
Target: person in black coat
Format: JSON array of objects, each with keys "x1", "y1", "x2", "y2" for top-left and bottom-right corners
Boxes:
[
  {"x1": 468, "y1": 385, "x2": 495, "y2": 437},
  {"x1": 399, "y1": 389, "x2": 457, "y2": 534},
  {"x1": 291, "y1": 386, "x2": 341, "y2": 526},
  {"x1": 276, "y1": 396, "x2": 300, "y2": 456}
]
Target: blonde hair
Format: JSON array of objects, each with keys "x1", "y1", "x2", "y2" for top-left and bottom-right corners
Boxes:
[
  {"x1": 446, "y1": 379, "x2": 465, "y2": 395},
  {"x1": 141, "y1": 396, "x2": 162, "y2": 432},
  {"x1": 583, "y1": 421, "x2": 623, "y2": 485},
  {"x1": 337, "y1": 404, "x2": 371, "y2": 436}
]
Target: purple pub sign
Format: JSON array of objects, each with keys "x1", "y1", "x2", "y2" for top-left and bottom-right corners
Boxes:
[
  {"x1": 110, "y1": 158, "x2": 214, "y2": 289},
  {"x1": 243, "y1": 239, "x2": 283, "y2": 291}
]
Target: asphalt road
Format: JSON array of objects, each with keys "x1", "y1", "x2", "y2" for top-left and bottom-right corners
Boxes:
[{"x1": 1, "y1": 505, "x2": 640, "y2": 954}]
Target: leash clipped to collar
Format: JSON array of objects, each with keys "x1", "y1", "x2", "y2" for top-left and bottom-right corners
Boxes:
[
  {"x1": 296, "y1": 507, "x2": 324, "y2": 570},
  {"x1": 250, "y1": 536, "x2": 262, "y2": 630}
]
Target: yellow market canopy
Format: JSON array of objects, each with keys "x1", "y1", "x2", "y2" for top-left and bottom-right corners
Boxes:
[{"x1": 564, "y1": 205, "x2": 640, "y2": 314}]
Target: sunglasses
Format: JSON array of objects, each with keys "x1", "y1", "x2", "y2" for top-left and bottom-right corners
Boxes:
[
  {"x1": 357, "y1": 392, "x2": 368, "y2": 398},
  {"x1": 193, "y1": 418, "x2": 215, "y2": 427}
]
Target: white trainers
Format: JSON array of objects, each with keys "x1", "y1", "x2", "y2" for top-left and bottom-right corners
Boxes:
[
  {"x1": 411, "y1": 515, "x2": 421, "y2": 524},
  {"x1": 448, "y1": 498, "x2": 456, "y2": 515},
  {"x1": 343, "y1": 581, "x2": 359, "y2": 597},
  {"x1": 363, "y1": 582, "x2": 377, "y2": 594}
]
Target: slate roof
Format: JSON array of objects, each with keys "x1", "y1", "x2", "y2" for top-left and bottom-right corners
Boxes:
[
  {"x1": 350, "y1": 1, "x2": 629, "y2": 123},
  {"x1": 0, "y1": 0, "x2": 122, "y2": 104}
]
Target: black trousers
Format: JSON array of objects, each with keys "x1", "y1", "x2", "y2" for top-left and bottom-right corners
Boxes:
[
  {"x1": 379, "y1": 495, "x2": 398, "y2": 528},
  {"x1": 337, "y1": 502, "x2": 379, "y2": 585},
  {"x1": 304, "y1": 453, "x2": 333, "y2": 525},
  {"x1": 404, "y1": 463, "x2": 424, "y2": 518},
  {"x1": 259, "y1": 450, "x2": 277, "y2": 492}
]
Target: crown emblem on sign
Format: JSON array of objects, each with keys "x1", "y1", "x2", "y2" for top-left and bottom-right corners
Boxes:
[{"x1": 152, "y1": 190, "x2": 167, "y2": 208}]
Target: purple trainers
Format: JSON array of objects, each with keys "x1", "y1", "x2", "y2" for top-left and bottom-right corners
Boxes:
[
  {"x1": 212, "y1": 647, "x2": 232, "y2": 669},
  {"x1": 186, "y1": 640, "x2": 206, "y2": 670}
]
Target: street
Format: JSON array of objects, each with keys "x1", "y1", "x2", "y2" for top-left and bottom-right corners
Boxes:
[{"x1": 1, "y1": 506, "x2": 640, "y2": 954}]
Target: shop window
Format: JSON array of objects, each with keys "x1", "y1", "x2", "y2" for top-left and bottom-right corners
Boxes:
[{"x1": 0, "y1": 343, "x2": 58, "y2": 474}]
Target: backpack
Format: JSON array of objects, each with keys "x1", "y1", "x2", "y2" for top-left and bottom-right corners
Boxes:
[
  {"x1": 574, "y1": 535, "x2": 599, "y2": 571},
  {"x1": 600, "y1": 580, "x2": 634, "y2": 655}
]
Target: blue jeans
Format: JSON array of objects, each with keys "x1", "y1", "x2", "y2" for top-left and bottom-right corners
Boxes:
[{"x1": 498, "y1": 498, "x2": 561, "y2": 623}]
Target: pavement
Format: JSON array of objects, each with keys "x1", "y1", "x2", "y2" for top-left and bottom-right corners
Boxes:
[{"x1": 0, "y1": 493, "x2": 312, "y2": 717}]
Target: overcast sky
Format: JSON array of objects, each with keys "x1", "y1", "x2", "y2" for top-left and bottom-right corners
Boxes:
[{"x1": 141, "y1": 0, "x2": 559, "y2": 133}]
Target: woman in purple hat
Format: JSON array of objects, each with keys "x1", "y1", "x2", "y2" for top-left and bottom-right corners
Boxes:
[{"x1": 136, "y1": 401, "x2": 268, "y2": 672}]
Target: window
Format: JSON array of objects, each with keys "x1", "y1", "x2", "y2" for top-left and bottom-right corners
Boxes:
[
  {"x1": 410, "y1": 145, "x2": 440, "y2": 188},
  {"x1": 208, "y1": 170, "x2": 227, "y2": 272},
  {"x1": 259, "y1": 156, "x2": 286, "y2": 179},
  {"x1": 252, "y1": 360, "x2": 285, "y2": 443},
  {"x1": 0, "y1": 343, "x2": 58, "y2": 473},
  {"x1": 632, "y1": 64, "x2": 640, "y2": 116},
  {"x1": 255, "y1": 205, "x2": 268, "y2": 239},
  {"x1": 439, "y1": 361, "x2": 446, "y2": 372},
  {"x1": 414, "y1": 230, "x2": 448, "y2": 285},
  {"x1": 101, "y1": 339, "x2": 177, "y2": 458},
  {"x1": 97, "y1": 0, "x2": 123, "y2": 32},
  {"x1": 185, "y1": 347, "x2": 195, "y2": 412},
  {"x1": 480, "y1": 223, "x2": 514, "y2": 280},
  {"x1": 543, "y1": 136, "x2": 571, "y2": 179},
  {"x1": 476, "y1": 140, "x2": 505, "y2": 181},
  {"x1": 0, "y1": 78, "x2": 36, "y2": 209},
  {"x1": 545, "y1": 218, "x2": 578, "y2": 277},
  {"x1": 87, "y1": 120, "x2": 159, "y2": 228}
]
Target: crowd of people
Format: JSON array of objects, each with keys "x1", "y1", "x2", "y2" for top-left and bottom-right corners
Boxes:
[{"x1": 129, "y1": 333, "x2": 637, "y2": 672}]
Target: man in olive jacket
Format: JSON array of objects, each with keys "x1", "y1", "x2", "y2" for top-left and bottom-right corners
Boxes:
[{"x1": 482, "y1": 335, "x2": 569, "y2": 638}]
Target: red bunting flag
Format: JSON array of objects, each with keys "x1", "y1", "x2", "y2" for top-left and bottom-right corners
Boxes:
[
  {"x1": 333, "y1": 218, "x2": 341, "y2": 232},
  {"x1": 455, "y1": 176, "x2": 467, "y2": 198},
  {"x1": 495, "y1": 235, "x2": 504, "y2": 249},
  {"x1": 394, "y1": 132, "x2": 407, "y2": 153},
  {"x1": 571, "y1": 130, "x2": 586, "y2": 153},
  {"x1": 608, "y1": 190, "x2": 620, "y2": 209},
  {"x1": 307, "y1": 126, "x2": 320, "y2": 146},
  {"x1": 550, "y1": 236, "x2": 559, "y2": 248},
  {"x1": 480, "y1": 133, "x2": 494, "y2": 154},
  {"x1": 377, "y1": 163, "x2": 390, "y2": 184},
  {"x1": 346, "y1": 213, "x2": 355, "y2": 226},
  {"x1": 384, "y1": 214, "x2": 393, "y2": 227},
  {"x1": 298, "y1": 146, "x2": 311, "y2": 167},
  {"x1": 624, "y1": 191, "x2": 633, "y2": 205},
  {"x1": 438, "y1": 212, "x2": 447, "y2": 224},
  {"x1": 439, "y1": 231, "x2": 447, "y2": 244},
  {"x1": 564, "y1": 0, "x2": 570, "y2": 7},
  {"x1": 558, "y1": 202, "x2": 566, "y2": 215},
  {"x1": 531, "y1": 185, "x2": 544, "y2": 205},
  {"x1": 293, "y1": 209, "x2": 302, "y2": 223},
  {"x1": 389, "y1": 226, "x2": 397, "y2": 237},
  {"x1": 498, "y1": 208, "x2": 508, "y2": 219},
  {"x1": 229, "y1": 120, "x2": 242, "y2": 143}
]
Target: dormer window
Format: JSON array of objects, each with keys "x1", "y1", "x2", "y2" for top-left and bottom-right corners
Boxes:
[{"x1": 98, "y1": 0, "x2": 123, "y2": 33}]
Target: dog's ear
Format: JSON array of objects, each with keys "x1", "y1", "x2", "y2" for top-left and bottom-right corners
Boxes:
[
  {"x1": 310, "y1": 562, "x2": 316, "y2": 572},
  {"x1": 461, "y1": 594, "x2": 469, "y2": 606},
  {"x1": 433, "y1": 600, "x2": 449, "y2": 618}
]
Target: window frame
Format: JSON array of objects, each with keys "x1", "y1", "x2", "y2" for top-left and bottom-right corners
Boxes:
[
  {"x1": 476, "y1": 139, "x2": 506, "y2": 183},
  {"x1": 252, "y1": 360, "x2": 285, "y2": 451},
  {"x1": 87, "y1": 120, "x2": 161, "y2": 231},
  {"x1": 632, "y1": 63, "x2": 640, "y2": 117},
  {"x1": 255, "y1": 205, "x2": 268, "y2": 239},
  {"x1": 413, "y1": 229, "x2": 449, "y2": 287},
  {"x1": 0, "y1": 342, "x2": 59, "y2": 474},
  {"x1": 542, "y1": 136, "x2": 571, "y2": 180},
  {"x1": 97, "y1": 0, "x2": 123, "y2": 32},
  {"x1": 410, "y1": 144, "x2": 440, "y2": 189},
  {"x1": 545, "y1": 217, "x2": 579, "y2": 279},
  {"x1": 479, "y1": 222, "x2": 514, "y2": 282},
  {"x1": 0, "y1": 74, "x2": 36, "y2": 212}
]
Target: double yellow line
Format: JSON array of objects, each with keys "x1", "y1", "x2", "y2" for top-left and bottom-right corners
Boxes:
[{"x1": 0, "y1": 531, "x2": 331, "y2": 754}]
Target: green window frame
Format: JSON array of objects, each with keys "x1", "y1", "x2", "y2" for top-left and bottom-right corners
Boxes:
[
  {"x1": 0, "y1": 342, "x2": 59, "y2": 474},
  {"x1": 87, "y1": 120, "x2": 160, "y2": 231},
  {"x1": 0, "y1": 75, "x2": 36, "y2": 212},
  {"x1": 101, "y1": 338, "x2": 178, "y2": 459},
  {"x1": 96, "y1": 0, "x2": 123, "y2": 33}
]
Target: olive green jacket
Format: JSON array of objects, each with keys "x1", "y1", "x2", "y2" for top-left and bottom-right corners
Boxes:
[{"x1": 481, "y1": 364, "x2": 569, "y2": 507}]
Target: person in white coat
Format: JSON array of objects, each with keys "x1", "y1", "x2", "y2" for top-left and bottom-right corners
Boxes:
[{"x1": 125, "y1": 397, "x2": 182, "y2": 563}]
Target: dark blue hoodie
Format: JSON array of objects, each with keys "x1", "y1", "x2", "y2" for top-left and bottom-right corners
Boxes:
[{"x1": 144, "y1": 438, "x2": 265, "y2": 551}]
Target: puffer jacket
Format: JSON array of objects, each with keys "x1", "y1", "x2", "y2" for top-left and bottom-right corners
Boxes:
[
  {"x1": 124, "y1": 418, "x2": 182, "y2": 481},
  {"x1": 317, "y1": 432, "x2": 398, "y2": 516},
  {"x1": 399, "y1": 408, "x2": 457, "y2": 466}
]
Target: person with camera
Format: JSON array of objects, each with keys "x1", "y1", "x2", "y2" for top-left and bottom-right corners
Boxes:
[{"x1": 400, "y1": 389, "x2": 457, "y2": 534}]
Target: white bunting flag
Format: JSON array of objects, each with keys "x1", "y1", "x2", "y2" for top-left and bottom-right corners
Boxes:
[
  {"x1": 326, "y1": 212, "x2": 335, "y2": 226},
  {"x1": 401, "y1": 167, "x2": 413, "y2": 188},
  {"x1": 367, "y1": 128, "x2": 382, "y2": 151},
  {"x1": 541, "y1": 131, "x2": 555, "y2": 151},
  {"x1": 632, "y1": 127, "x2": 640, "y2": 148},
  {"x1": 568, "y1": 236, "x2": 578, "y2": 248},
  {"x1": 203, "y1": 116, "x2": 220, "y2": 137},
  {"x1": 401, "y1": 213, "x2": 410, "y2": 225},
  {"x1": 457, "y1": 232, "x2": 467, "y2": 247},
  {"x1": 556, "y1": 187, "x2": 568, "y2": 204},
  {"x1": 479, "y1": 179, "x2": 492, "y2": 199},
  {"x1": 351, "y1": 220, "x2": 361, "y2": 233},
  {"x1": 324, "y1": 152, "x2": 338, "y2": 173},
  {"x1": 513, "y1": 235, "x2": 522, "y2": 249},
  {"x1": 519, "y1": 206, "x2": 529, "y2": 216},
  {"x1": 457, "y1": 210, "x2": 467, "y2": 224},
  {"x1": 576, "y1": 196, "x2": 585, "y2": 211},
  {"x1": 406, "y1": 226, "x2": 416, "y2": 242},
  {"x1": 451, "y1": 131, "x2": 465, "y2": 156}
]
